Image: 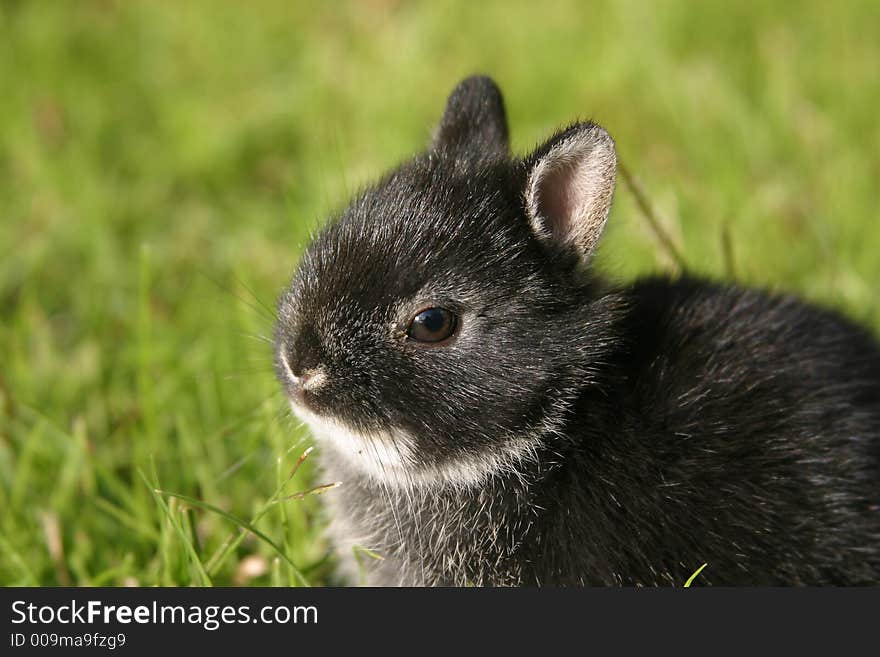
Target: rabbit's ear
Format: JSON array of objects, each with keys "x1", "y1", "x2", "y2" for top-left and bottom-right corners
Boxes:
[
  {"x1": 432, "y1": 75, "x2": 509, "y2": 160},
  {"x1": 525, "y1": 122, "x2": 617, "y2": 262}
]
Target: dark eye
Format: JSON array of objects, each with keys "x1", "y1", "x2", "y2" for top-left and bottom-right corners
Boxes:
[{"x1": 406, "y1": 307, "x2": 457, "y2": 344}]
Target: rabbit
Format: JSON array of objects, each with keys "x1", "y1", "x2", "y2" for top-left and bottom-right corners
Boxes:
[{"x1": 274, "y1": 75, "x2": 880, "y2": 586}]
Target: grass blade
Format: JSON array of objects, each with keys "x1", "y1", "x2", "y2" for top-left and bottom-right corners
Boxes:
[
  {"x1": 684, "y1": 563, "x2": 708, "y2": 587},
  {"x1": 155, "y1": 488, "x2": 309, "y2": 586},
  {"x1": 140, "y1": 471, "x2": 213, "y2": 586}
]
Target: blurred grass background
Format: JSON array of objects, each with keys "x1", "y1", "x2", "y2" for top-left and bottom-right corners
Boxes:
[{"x1": 1, "y1": 0, "x2": 878, "y2": 586}]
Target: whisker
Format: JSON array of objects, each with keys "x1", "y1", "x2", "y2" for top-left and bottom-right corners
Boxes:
[
  {"x1": 365, "y1": 434, "x2": 408, "y2": 585},
  {"x1": 390, "y1": 438, "x2": 427, "y2": 586},
  {"x1": 197, "y1": 268, "x2": 276, "y2": 323},
  {"x1": 239, "y1": 332, "x2": 275, "y2": 346},
  {"x1": 216, "y1": 454, "x2": 254, "y2": 482},
  {"x1": 232, "y1": 272, "x2": 278, "y2": 322}
]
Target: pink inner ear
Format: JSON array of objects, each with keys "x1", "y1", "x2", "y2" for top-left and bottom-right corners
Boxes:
[
  {"x1": 534, "y1": 158, "x2": 587, "y2": 246},
  {"x1": 527, "y1": 131, "x2": 616, "y2": 256}
]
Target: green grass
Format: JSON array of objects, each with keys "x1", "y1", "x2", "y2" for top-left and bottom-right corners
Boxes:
[
  {"x1": 683, "y1": 563, "x2": 708, "y2": 588},
  {"x1": 1, "y1": 1, "x2": 878, "y2": 586}
]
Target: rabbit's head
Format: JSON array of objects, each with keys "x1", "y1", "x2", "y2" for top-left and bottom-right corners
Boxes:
[{"x1": 276, "y1": 76, "x2": 620, "y2": 487}]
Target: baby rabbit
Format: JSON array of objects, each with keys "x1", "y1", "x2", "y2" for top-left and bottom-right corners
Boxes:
[{"x1": 275, "y1": 75, "x2": 880, "y2": 585}]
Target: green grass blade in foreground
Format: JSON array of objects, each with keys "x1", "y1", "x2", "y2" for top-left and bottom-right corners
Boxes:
[
  {"x1": 684, "y1": 563, "x2": 708, "y2": 587},
  {"x1": 352, "y1": 545, "x2": 385, "y2": 586},
  {"x1": 154, "y1": 488, "x2": 310, "y2": 586},
  {"x1": 203, "y1": 446, "x2": 316, "y2": 578},
  {"x1": 140, "y1": 471, "x2": 213, "y2": 586}
]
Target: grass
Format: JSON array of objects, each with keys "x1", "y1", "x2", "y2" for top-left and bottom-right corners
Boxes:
[
  {"x1": 683, "y1": 563, "x2": 708, "y2": 588},
  {"x1": 1, "y1": 0, "x2": 879, "y2": 586}
]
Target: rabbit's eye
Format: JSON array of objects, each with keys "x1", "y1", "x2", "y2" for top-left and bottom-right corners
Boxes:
[{"x1": 407, "y1": 307, "x2": 457, "y2": 344}]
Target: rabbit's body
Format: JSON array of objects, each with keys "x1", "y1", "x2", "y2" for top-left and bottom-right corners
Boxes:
[
  {"x1": 319, "y1": 277, "x2": 880, "y2": 585},
  {"x1": 275, "y1": 76, "x2": 880, "y2": 585}
]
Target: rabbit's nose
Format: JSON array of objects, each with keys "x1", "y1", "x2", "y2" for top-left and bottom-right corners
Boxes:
[
  {"x1": 282, "y1": 328, "x2": 328, "y2": 394},
  {"x1": 280, "y1": 347, "x2": 327, "y2": 395},
  {"x1": 294, "y1": 367, "x2": 327, "y2": 392},
  {"x1": 286, "y1": 326, "x2": 323, "y2": 373},
  {"x1": 287, "y1": 348, "x2": 320, "y2": 380}
]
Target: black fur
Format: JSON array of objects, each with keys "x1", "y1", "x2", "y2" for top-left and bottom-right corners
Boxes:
[{"x1": 275, "y1": 75, "x2": 880, "y2": 585}]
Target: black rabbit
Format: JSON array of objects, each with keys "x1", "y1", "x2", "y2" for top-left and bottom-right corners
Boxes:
[{"x1": 274, "y1": 75, "x2": 880, "y2": 585}]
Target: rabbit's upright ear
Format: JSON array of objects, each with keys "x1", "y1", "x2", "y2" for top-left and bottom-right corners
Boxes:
[
  {"x1": 432, "y1": 75, "x2": 509, "y2": 160},
  {"x1": 525, "y1": 122, "x2": 617, "y2": 262}
]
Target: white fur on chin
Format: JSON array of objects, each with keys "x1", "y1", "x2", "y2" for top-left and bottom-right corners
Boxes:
[{"x1": 289, "y1": 402, "x2": 546, "y2": 490}]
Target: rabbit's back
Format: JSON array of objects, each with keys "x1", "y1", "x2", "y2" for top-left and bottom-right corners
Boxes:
[{"x1": 548, "y1": 276, "x2": 880, "y2": 584}]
